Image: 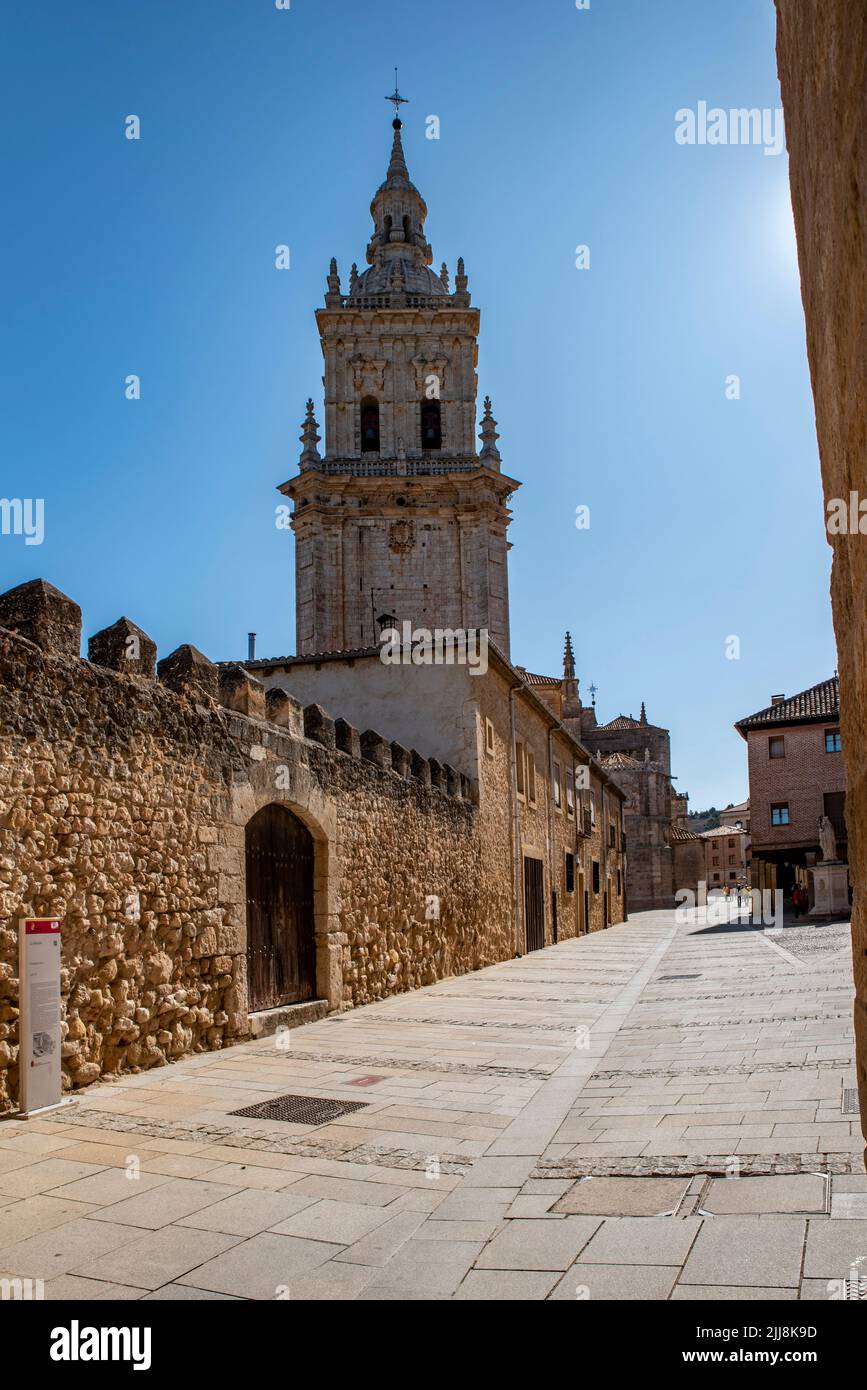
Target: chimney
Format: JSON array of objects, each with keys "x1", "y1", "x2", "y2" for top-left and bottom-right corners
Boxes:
[
  {"x1": 770, "y1": 693, "x2": 785, "y2": 706},
  {"x1": 248, "y1": 633, "x2": 257, "y2": 661}
]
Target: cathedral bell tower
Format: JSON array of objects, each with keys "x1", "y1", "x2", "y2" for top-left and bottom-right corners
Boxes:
[{"x1": 280, "y1": 102, "x2": 520, "y2": 657}]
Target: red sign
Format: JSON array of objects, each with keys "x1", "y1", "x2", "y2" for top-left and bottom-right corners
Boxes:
[{"x1": 19, "y1": 917, "x2": 63, "y2": 1114}]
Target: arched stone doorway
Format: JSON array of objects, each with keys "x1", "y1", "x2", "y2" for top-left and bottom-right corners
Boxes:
[{"x1": 245, "y1": 803, "x2": 315, "y2": 1012}]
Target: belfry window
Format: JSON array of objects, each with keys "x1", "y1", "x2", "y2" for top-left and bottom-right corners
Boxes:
[
  {"x1": 361, "y1": 397, "x2": 380, "y2": 453},
  {"x1": 420, "y1": 399, "x2": 442, "y2": 451}
]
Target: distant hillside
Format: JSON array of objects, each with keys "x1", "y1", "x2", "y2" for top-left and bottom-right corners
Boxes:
[{"x1": 688, "y1": 806, "x2": 723, "y2": 832}]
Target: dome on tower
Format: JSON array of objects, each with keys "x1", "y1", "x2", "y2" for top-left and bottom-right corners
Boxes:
[
  {"x1": 351, "y1": 257, "x2": 448, "y2": 299},
  {"x1": 347, "y1": 118, "x2": 445, "y2": 301}
]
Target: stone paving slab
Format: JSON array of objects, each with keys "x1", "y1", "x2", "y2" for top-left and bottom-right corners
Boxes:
[
  {"x1": 553, "y1": 1176, "x2": 691, "y2": 1216},
  {"x1": 802, "y1": 1217, "x2": 867, "y2": 1279},
  {"x1": 174, "y1": 1231, "x2": 340, "y2": 1298},
  {"x1": 0, "y1": 1217, "x2": 136, "y2": 1278},
  {"x1": 475, "y1": 1216, "x2": 602, "y2": 1271},
  {"x1": 671, "y1": 1284, "x2": 799, "y2": 1301},
  {"x1": 0, "y1": 907, "x2": 861, "y2": 1300},
  {"x1": 701, "y1": 1175, "x2": 828, "y2": 1215},
  {"x1": 579, "y1": 1216, "x2": 702, "y2": 1267},
  {"x1": 549, "y1": 1262, "x2": 680, "y2": 1301},
  {"x1": 72, "y1": 1226, "x2": 243, "y2": 1291},
  {"x1": 679, "y1": 1217, "x2": 806, "y2": 1289}
]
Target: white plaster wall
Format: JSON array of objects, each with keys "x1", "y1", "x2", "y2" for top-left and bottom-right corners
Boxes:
[{"x1": 260, "y1": 656, "x2": 482, "y2": 778}]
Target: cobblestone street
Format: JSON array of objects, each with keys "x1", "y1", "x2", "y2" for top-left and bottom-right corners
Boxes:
[{"x1": 1, "y1": 908, "x2": 863, "y2": 1301}]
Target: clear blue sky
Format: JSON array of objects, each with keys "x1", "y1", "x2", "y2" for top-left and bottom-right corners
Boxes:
[{"x1": 2, "y1": 0, "x2": 836, "y2": 810}]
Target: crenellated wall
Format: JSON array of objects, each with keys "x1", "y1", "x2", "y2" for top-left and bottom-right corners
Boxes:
[{"x1": 0, "y1": 579, "x2": 503, "y2": 1114}]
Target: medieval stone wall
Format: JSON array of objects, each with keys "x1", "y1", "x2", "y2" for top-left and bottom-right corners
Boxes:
[
  {"x1": 775, "y1": 0, "x2": 867, "y2": 1164},
  {"x1": 0, "y1": 581, "x2": 502, "y2": 1114},
  {"x1": 606, "y1": 762, "x2": 674, "y2": 911}
]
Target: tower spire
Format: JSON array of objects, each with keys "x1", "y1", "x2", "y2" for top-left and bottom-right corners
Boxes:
[
  {"x1": 360, "y1": 89, "x2": 433, "y2": 277},
  {"x1": 563, "y1": 631, "x2": 576, "y2": 681},
  {"x1": 479, "y1": 396, "x2": 501, "y2": 467},
  {"x1": 299, "y1": 399, "x2": 321, "y2": 470},
  {"x1": 385, "y1": 121, "x2": 411, "y2": 186},
  {"x1": 562, "y1": 631, "x2": 581, "y2": 719}
]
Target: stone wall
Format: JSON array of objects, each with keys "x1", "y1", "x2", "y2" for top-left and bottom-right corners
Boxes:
[
  {"x1": 605, "y1": 760, "x2": 675, "y2": 911},
  {"x1": 671, "y1": 832, "x2": 705, "y2": 902},
  {"x1": 775, "y1": 0, "x2": 867, "y2": 1164},
  {"x1": 0, "y1": 580, "x2": 498, "y2": 1114}
]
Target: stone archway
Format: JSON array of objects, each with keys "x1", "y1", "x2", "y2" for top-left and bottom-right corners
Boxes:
[
  {"x1": 245, "y1": 804, "x2": 315, "y2": 1012},
  {"x1": 229, "y1": 774, "x2": 342, "y2": 1020}
]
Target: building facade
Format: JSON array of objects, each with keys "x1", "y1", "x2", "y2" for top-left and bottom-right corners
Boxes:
[
  {"x1": 518, "y1": 637, "x2": 687, "y2": 911},
  {"x1": 700, "y1": 825, "x2": 750, "y2": 890},
  {"x1": 735, "y1": 677, "x2": 847, "y2": 896}
]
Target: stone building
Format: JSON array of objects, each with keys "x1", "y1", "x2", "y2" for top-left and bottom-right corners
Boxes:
[
  {"x1": 668, "y1": 824, "x2": 706, "y2": 902},
  {"x1": 519, "y1": 635, "x2": 687, "y2": 910},
  {"x1": 283, "y1": 117, "x2": 516, "y2": 658},
  {"x1": 775, "y1": 0, "x2": 866, "y2": 1162},
  {"x1": 260, "y1": 113, "x2": 628, "y2": 948},
  {"x1": 0, "y1": 578, "x2": 626, "y2": 1113},
  {"x1": 0, "y1": 114, "x2": 627, "y2": 1113},
  {"x1": 735, "y1": 677, "x2": 846, "y2": 897},
  {"x1": 700, "y1": 826, "x2": 749, "y2": 891}
]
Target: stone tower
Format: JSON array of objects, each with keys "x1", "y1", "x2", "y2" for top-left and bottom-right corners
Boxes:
[{"x1": 280, "y1": 115, "x2": 520, "y2": 656}]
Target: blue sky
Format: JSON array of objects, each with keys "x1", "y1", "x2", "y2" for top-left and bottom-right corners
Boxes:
[{"x1": 2, "y1": 0, "x2": 835, "y2": 810}]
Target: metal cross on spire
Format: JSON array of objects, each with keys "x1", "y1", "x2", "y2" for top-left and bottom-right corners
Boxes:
[
  {"x1": 588, "y1": 683, "x2": 598, "y2": 705},
  {"x1": 385, "y1": 68, "x2": 409, "y2": 119}
]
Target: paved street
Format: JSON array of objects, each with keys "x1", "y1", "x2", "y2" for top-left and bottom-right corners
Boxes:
[{"x1": 1, "y1": 908, "x2": 864, "y2": 1301}]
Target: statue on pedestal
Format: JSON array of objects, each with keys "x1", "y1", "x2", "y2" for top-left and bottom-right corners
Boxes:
[{"x1": 818, "y1": 814, "x2": 838, "y2": 863}]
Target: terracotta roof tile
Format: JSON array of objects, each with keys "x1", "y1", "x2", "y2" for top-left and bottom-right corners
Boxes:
[
  {"x1": 736, "y1": 677, "x2": 839, "y2": 732},
  {"x1": 670, "y1": 825, "x2": 702, "y2": 842},
  {"x1": 521, "y1": 671, "x2": 562, "y2": 688},
  {"x1": 597, "y1": 714, "x2": 641, "y2": 731},
  {"x1": 600, "y1": 751, "x2": 642, "y2": 769}
]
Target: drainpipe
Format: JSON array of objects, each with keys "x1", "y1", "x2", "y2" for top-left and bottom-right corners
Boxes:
[
  {"x1": 547, "y1": 726, "x2": 556, "y2": 943},
  {"x1": 509, "y1": 685, "x2": 524, "y2": 956},
  {"x1": 575, "y1": 756, "x2": 584, "y2": 932},
  {"x1": 602, "y1": 779, "x2": 609, "y2": 926},
  {"x1": 621, "y1": 800, "x2": 629, "y2": 920}
]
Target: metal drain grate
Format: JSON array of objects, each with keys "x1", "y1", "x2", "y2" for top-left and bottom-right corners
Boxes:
[
  {"x1": 659, "y1": 974, "x2": 701, "y2": 982},
  {"x1": 229, "y1": 1094, "x2": 370, "y2": 1126},
  {"x1": 842, "y1": 1087, "x2": 860, "y2": 1115},
  {"x1": 842, "y1": 1277, "x2": 867, "y2": 1300}
]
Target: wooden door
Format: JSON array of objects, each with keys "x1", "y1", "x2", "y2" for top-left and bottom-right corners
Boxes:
[
  {"x1": 246, "y1": 804, "x2": 315, "y2": 1011},
  {"x1": 523, "y1": 856, "x2": 545, "y2": 953}
]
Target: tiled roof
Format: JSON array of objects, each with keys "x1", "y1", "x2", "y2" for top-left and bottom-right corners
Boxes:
[
  {"x1": 600, "y1": 751, "x2": 642, "y2": 769},
  {"x1": 597, "y1": 714, "x2": 641, "y2": 731},
  {"x1": 700, "y1": 825, "x2": 747, "y2": 839},
  {"x1": 670, "y1": 825, "x2": 702, "y2": 842},
  {"x1": 520, "y1": 671, "x2": 562, "y2": 688},
  {"x1": 234, "y1": 646, "x2": 381, "y2": 670},
  {"x1": 735, "y1": 677, "x2": 839, "y2": 733}
]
